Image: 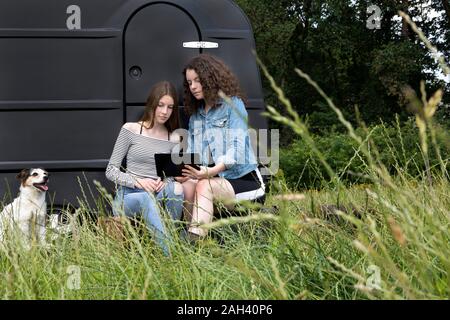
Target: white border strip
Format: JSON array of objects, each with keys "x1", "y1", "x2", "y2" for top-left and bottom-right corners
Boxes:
[{"x1": 235, "y1": 169, "x2": 266, "y2": 201}]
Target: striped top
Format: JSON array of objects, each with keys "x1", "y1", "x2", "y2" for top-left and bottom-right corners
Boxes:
[{"x1": 106, "y1": 126, "x2": 178, "y2": 188}]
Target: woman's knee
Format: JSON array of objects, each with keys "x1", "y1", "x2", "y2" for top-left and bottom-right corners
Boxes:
[
  {"x1": 195, "y1": 179, "x2": 212, "y2": 194},
  {"x1": 195, "y1": 179, "x2": 234, "y2": 203}
]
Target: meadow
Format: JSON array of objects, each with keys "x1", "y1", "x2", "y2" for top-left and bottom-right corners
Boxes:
[
  {"x1": 0, "y1": 171, "x2": 448, "y2": 299},
  {"x1": 0, "y1": 12, "x2": 448, "y2": 300}
]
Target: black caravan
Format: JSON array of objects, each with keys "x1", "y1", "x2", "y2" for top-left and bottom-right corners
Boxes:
[{"x1": 0, "y1": 0, "x2": 267, "y2": 209}]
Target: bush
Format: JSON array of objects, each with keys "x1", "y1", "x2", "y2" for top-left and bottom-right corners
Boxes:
[{"x1": 280, "y1": 118, "x2": 449, "y2": 189}]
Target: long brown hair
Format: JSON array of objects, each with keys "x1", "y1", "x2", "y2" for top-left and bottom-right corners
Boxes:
[
  {"x1": 182, "y1": 54, "x2": 246, "y2": 115},
  {"x1": 140, "y1": 81, "x2": 179, "y2": 133}
]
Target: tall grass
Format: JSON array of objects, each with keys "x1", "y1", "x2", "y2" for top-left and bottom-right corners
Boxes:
[
  {"x1": 0, "y1": 12, "x2": 448, "y2": 299},
  {"x1": 1, "y1": 174, "x2": 448, "y2": 299}
]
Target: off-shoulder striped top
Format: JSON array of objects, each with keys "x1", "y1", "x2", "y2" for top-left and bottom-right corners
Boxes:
[{"x1": 105, "y1": 126, "x2": 178, "y2": 188}]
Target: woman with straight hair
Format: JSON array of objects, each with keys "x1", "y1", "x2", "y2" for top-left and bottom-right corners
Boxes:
[{"x1": 106, "y1": 81, "x2": 183, "y2": 255}]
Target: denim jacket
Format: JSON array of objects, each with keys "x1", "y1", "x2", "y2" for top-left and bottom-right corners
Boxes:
[{"x1": 186, "y1": 97, "x2": 258, "y2": 179}]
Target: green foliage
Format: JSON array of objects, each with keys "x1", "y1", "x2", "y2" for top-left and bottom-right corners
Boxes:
[
  {"x1": 235, "y1": 0, "x2": 450, "y2": 143},
  {"x1": 280, "y1": 118, "x2": 450, "y2": 189}
]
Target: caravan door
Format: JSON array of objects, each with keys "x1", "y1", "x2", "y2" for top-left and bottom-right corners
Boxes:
[{"x1": 124, "y1": 3, "x2": 201, "y2": 124}]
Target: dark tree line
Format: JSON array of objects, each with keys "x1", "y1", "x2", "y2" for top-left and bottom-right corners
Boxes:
[{"x1": 236, "y1": 0, "x2": 450, "y2": 145}]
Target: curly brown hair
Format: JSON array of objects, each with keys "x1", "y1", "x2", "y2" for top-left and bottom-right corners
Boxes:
[{"x1": 182, "y1": 54, "x2": 246, "y2": 115}]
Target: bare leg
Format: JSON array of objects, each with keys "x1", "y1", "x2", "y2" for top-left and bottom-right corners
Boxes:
[
  {"x1": 181, "y1": 179, "x2": 198, "y2": 223},
  {"x1": 188, "y1": 177, "x2": 235, "y2": 237}
]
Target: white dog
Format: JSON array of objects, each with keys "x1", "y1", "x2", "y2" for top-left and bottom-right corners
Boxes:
[{"x1": 0, "y1": 168, "x2": 50, "y2": 248}]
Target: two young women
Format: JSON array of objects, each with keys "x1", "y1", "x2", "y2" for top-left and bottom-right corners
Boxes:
[{"x1": 106, "y1": 54, "x2": 265, "y2": 251}]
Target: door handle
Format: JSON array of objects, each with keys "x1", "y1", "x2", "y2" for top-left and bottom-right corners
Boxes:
[{"x1": 183, "y1": 41, "x2": 218, "y2": 49}]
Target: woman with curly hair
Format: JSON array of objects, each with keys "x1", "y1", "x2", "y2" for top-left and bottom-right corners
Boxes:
[{"x1": 176, "y1": 54, "x2": 265, "y2": 241}]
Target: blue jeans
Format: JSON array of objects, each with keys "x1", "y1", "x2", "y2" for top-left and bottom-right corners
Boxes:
[{"x1": 112, "y1": 180, "x2": 184, "y2": 255}]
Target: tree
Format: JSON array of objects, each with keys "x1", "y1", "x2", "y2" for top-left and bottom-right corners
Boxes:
[{"x1": 236, "y1": 0, "x2": 449, "y2": 144}]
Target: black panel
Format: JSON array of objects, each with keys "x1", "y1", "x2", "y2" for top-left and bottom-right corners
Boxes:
[
  {"x1": 125, "y1": 3, "x2": 200, "y2": 104},
  {"x1": 0, "y1": 38, "x2": 121, "y2": 101},
  {"x1": 0, "y1": 109, "x2": 122, "y2": 162},
  {"x1": 0, "y1": 0, "x2": 127, "y2": 29}
]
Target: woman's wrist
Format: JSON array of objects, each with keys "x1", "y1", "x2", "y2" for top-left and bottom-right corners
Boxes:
[
  {"x1": 134, "y1": 178, "x2": 142, "y2": 189},
  {"x1": 208, "y1": 163, "x2": 226, "y2": 177}
]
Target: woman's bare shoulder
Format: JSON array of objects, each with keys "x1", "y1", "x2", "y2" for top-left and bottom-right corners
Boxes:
[
  {"x1": 169, "y1": 131, "x2": 181, "y2": 143},
  {"x1": 122, "y1": 122, "x2": 141, "y2": 134}
]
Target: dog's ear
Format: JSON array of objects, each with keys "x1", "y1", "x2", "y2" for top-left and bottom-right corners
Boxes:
[{"x1": 16, "y1": 169, "x2": 30, "y2": 181}]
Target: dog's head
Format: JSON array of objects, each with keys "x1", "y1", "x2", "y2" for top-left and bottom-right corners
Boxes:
[{"x1": 17, "y1": 168, "x2": 49, "y2": 192}]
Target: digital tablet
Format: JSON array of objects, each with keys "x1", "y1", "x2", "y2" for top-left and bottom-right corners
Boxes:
[{"x1": 154, "y1": 153, "x2": 202, "y2": 178}]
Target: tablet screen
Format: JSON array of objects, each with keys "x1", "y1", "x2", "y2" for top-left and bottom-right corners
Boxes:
[{"x1": 155, "y1": 153, "x2": 201, "y2": 178}]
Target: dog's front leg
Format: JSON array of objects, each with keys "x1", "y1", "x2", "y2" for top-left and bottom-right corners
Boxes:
[
  {"x1": 16, "y1": 219, "x2": 32, "y2": 250},
  {"x1": 38, "y1": 218, "x2": 47, "y2": 246},
  {"x1": 37, "y1": 206, "x2": 48, "y2": 247}
]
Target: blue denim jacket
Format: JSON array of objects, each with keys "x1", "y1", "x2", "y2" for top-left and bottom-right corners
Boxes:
[{"x1": 186, "y1": 97, "x2": 258, "y2": 179}]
